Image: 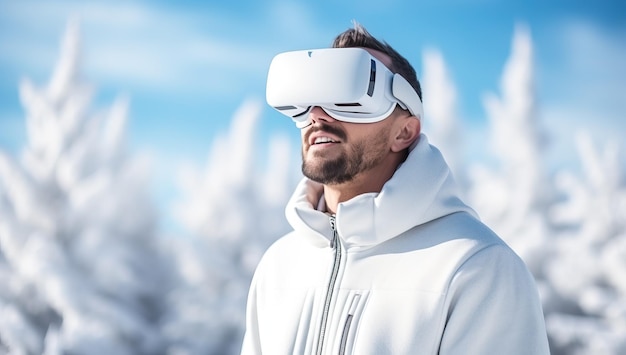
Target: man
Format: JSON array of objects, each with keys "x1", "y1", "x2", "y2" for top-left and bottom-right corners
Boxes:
[{"x1": 242, "y1": 23, "x2": 550, "y2": 355}]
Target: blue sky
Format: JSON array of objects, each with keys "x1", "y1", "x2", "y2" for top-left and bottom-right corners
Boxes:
[{"x1": 0, "y1": 0, "x2": 624, "y2": 197}]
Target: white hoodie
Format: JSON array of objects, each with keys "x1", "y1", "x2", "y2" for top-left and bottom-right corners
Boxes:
[{"x1": 242, "y1": 134, "x2": 550, "y2": 355}]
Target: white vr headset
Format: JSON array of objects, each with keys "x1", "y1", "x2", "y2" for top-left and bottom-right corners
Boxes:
[{"x1": 266, "y1": 47, "x2": 423, "y2": 128}]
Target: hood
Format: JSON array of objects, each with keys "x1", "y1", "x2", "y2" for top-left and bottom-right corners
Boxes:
[{"x1": 285, "y1": 134, "x2": 477, "y2": 250}]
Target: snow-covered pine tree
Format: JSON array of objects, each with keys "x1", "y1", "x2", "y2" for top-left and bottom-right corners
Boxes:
[
  {"x1": 0, "y1": 20, "x2": 169, "y2": 355},
  {"x1": 163, "y1": 98, "x2": 297, "y2": 354},
  {"x1": 465, "y1": 23, "x2": 626, "y2": 355},
  {"x1": 545, "y1": 133, "x2": 626, "y2": 355},
  {"x1": 421, "y1": 48, "x2": 465, "y2": 185},
  {"x1": 467, "y1": 23, "x2": 552, "y2": 274}
]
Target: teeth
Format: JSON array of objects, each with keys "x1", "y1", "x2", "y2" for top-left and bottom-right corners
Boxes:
[{"x1": 314, "y1": 137, "x2": 337, "y2": 144}]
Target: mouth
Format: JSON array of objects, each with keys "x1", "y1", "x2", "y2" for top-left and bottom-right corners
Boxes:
[
  {"x1": 307, "y1": 127, "x2": 345, "y2": 147},
  {"x1": 313, "y1": 136, "x2": 339, "y2": 145}
]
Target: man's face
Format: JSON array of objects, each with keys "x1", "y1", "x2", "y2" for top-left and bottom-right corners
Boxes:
[
  {"x1": 300, "y1": 48, "x2": 401, "y2": 185},
  {"x1": 300, "y1": 107, "x2": 394, "y2": 185}
]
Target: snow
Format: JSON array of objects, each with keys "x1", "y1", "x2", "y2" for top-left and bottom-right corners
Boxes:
[
  {"x1": 421, "y1": 47, "x2": 464, "y2": 184},
  {"x1": 0, "y1": 21, "x2": 169, "y2": 355},
  {"x1": 0, "y1": 20, "x2": 624, "y2": 355}
]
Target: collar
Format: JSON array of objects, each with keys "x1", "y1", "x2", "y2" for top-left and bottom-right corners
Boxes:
[{"x1": 285, "y1": 134, "x2": 477, "y2": 250}]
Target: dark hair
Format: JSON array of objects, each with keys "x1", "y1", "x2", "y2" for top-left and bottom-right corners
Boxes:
[{"x1": 332, "y1": 21, "x2": 422, "y2": 101}]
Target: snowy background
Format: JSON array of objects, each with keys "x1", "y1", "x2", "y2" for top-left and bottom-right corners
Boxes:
[{"x1": 1, "y1": 1, "x2": 625, "y2": 354}]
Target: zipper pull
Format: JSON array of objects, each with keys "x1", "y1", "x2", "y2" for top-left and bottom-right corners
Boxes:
[{"x1": 329, "y1": 215, "x2": 338, "y2": 249}]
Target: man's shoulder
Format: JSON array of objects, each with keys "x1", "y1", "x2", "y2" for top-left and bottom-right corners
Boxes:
[
  {"x1": 392, "y1": 211, "x2": 505, "y2": 252},
  {"x1": 263, "y1": 230, "x2": 301, "y2": 254},
  {"x1": 375, "y1": 211, "x2": 518, "y2": 272},
  {"x1": 255, "y1": 230, "x2": 325, "y2": 267},
  {"x1": 419, "y1": 212, "x2": 531, "y2": 275}
]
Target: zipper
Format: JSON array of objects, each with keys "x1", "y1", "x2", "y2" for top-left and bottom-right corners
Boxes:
[
  {"x1": 316, "y1": 215, "x2": 341, "y2": 355},
  {"x1": 339, "y1": 294, "x2": 361, "y2": 355}
]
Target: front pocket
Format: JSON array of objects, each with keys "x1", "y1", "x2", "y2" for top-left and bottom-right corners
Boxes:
[{"x1": 339, "y1": 293, "x2": 362, "y2": 355}]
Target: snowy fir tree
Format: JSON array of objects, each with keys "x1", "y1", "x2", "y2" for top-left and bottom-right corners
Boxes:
[
  {"x1": 163, "y1": 98, "x2": 298, "y2": 354},
  {"x1": 545, "y1": 132, "x2": 626, "y2": 354},
  {"x1": 421, "y1": 48, "x2": 465, "y2": 185},
  {"x1": 467, "y1": 24, "x2": 553, "y2": 273},
  {"x1": 0, "y1": 21, "x2": 170, "y2": 354},
  {"x1": 462, "y1": 25, "x2": 626, "y2": 354}
]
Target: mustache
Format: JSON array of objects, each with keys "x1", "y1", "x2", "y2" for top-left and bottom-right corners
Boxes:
[{"x1": 305, "y1": 122, "x2": 347, "y2": 142}]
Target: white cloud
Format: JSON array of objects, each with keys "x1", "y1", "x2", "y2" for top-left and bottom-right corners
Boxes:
[
  {"x1": 542, "y1": 19, "x2": 626, "y2": 127},
  {"x1": 0, "y1": 0, "x2": 325, "y2": 96},
  {"x1": 538, "y1": 19, "x2": 626, "y2": 172},
  {"x1": 265, "y1": 1, "x2": 334, "y2": 44}
]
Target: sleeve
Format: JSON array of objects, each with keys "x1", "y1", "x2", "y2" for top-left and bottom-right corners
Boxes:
[
  {"x1": 240, "y1": 273, "x2": 261, "y2": 355},
  {"x1": 439, "y1": 244, "x2": 551, "y2": 355}
]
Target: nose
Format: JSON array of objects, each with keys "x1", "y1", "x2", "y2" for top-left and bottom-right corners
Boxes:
[{"x1": 309, "y1": 106, "x2": 337, "y2": 124}]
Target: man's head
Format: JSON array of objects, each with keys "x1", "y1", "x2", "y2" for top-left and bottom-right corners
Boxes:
[
  {"x1": 267, "y1": 23, "x2": 422, "y2": 188},
  {"x1": 266, "y1": 22, "x2": 423, "y2": 129}
]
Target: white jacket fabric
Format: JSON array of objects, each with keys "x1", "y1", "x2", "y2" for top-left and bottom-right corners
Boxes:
[{"x1": 242, "y1": 134, "x2": 550, "y2": 355}]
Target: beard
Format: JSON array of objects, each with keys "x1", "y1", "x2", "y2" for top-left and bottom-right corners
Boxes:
[
  {"x1": 301, "y1": 123, "x2": 390, "y2": 185},
  {"x1": 302, "y1": 143, "x2": 366, "y2": 185}
]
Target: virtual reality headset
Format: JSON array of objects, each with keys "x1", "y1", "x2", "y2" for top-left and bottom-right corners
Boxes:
[{"x1": 266, "y1": 47, "x2": 423, "y2": 128}]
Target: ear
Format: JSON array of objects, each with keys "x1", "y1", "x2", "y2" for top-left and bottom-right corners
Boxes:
[{"x1": 390, "y1": 117, "x2": 421, "y2": 153}]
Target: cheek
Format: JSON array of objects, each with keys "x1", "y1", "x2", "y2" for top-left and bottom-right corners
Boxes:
[
  {"x1": 300, "y1": 132, "x2": 309, "y2": 149},
  {"x1": 349, "y1": 123, "x2": 393, "y2": 146},
  {"x1": 344, "y1": 126, "x2": 374, "y2": 143}
]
